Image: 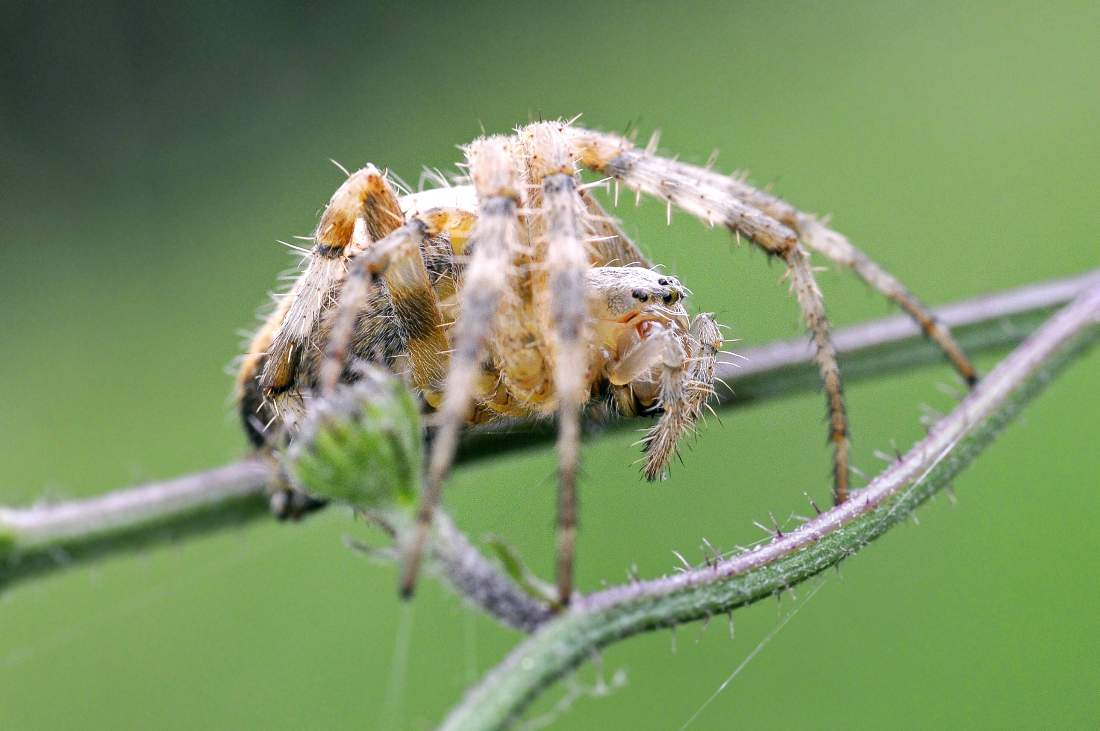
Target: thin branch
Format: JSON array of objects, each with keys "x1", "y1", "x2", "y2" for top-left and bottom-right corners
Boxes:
[
  {"x1": 431, "y1": 512, "x2": 554, "y2": 632},
  {"x1": 1, "y1": 459, "x2": 272, "y2": 587},
  {"x1": 437, "y1": 278, "x2": 1100, "y2": 731},
  {"x1": 1, "y1": 270, "x2": 1096, "y2": 598},
  {"x1": 0, "y1": 459, "x2": 271, "y2": 550}
]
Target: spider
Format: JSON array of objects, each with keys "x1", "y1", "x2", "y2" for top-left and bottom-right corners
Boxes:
[{"x1": 237, "y1": 120, "x2": 977, "y2": 607}]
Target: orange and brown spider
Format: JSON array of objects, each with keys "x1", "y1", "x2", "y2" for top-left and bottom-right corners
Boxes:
[{"x1": 237, "y1": 119, "x2": 977, "y2": 607}]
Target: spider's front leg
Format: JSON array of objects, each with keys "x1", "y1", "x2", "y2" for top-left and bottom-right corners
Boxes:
[
  {"x1": 710, "y1": 170, "x2": 977, "y2": 385},
  {"x1": 573, "y1": 128, "x2": 854, "y2": 502},
  {"x1": 793, "y1": 215, "x2": 978, "y2": 385},
  {"x1": 576, "y1": 129, "x2": 978, "y2": 386}
]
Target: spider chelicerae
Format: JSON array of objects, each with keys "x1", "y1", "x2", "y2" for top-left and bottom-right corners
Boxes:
[{"x1": 237, "y1": 119, "x2": 977, "y2": 607}]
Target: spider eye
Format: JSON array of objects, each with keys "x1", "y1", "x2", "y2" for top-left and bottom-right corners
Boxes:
[
  {"x1": 662, "y1": 291, "x2": 680, "y2": 305},
  {"x1": 631, "y1": 289, "x2": 649, "y2": 302},
  {"x1": 657, "y1": 277, "x2": 670, "y2": 286}
]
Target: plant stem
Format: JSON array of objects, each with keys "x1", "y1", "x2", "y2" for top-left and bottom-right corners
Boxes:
[
  {"x1": 0, "y1": 459, "x2": 272, "y2": 586},
  {"x1": 437, "y1": 279, "x2": 1100, "y2": 731},
  {"x1": 431, "y1": 512, "x2": 554, "y2": 632}
]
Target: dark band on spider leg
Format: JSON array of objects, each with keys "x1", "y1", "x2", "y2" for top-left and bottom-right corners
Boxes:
[
  {"x1": 542, "y1": 173, "x2": 575, "y2": 195},
  {"x1": 605, "y1": 153, "x2": 636, "y2": 179},
  {"x1": 481, "y1": 196, "x2": 518, "y2": 217},
  {"x1": 313, "y1": 243, "x2": 348, "y2": 259}
]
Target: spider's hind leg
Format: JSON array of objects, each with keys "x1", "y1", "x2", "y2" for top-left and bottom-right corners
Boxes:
[
  {"x1": 712, "y1": 171, "x2": 977, "y2": 385},
  {"x1": 319, "y1": 218, "x2": 453, "y2": 399},
  {"x1": 258, "y1": 165, "x2": 404, "y2": 397},
  {"x1": 238, "y1": 165, "x2": 410, "y2": 516}
]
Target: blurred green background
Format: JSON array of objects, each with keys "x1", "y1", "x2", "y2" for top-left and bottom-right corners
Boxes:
[{"x1": 2, "y1": 1, "x2": 1098, "y2": 728}]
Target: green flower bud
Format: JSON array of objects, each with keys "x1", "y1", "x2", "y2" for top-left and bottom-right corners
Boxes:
[{"x1": 287, "y1": 365, "x2": 421, "y2": 514}]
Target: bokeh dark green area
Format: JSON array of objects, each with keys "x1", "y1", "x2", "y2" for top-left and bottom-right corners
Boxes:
[{"x1": 2, "y1": 1, "x2": 1098, "y2": 728}]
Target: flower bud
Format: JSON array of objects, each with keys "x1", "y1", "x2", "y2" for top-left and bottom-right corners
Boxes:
[{"x1": 287, "y1": 365, "x2": 421, "y2": 514}]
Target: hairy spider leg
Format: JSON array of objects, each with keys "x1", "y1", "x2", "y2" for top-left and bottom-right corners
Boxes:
[
  {"x1": 399, "y1": 136, "x2": 525, "y2": 599},
  {"x1": 793, "y1": 214, "x2": 978, "y2": 385},
  {"x1": 603, "y1": 310, "x2": 719, "y2": 479},
  {"x1": 259, "y1": 165, "x2": 404, "y2": 396},
  {"x1": 625, "y1": 157, "x2": 978, "y2": 386},
  {"x1": 520, "y1": 122, "x2": 592, "y2": 606},
  {"x1": 685, "y1": 313, "x2": 722, "y2": 416},
  {"x1": 640, "y1": 311, "x2": 723, "y2": 477},
  {"x1": 572, "y1": 129, "x2": 852, "y2": 503}
]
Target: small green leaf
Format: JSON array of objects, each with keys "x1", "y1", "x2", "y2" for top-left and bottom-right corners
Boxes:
[{"x1": 484, "y1": 534, "x2": 557, "y2": 605}]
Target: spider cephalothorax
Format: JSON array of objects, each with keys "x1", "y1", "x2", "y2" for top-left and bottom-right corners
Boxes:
[{"x1": 238, "y1": 119, "x2": 976, "y2": 606}]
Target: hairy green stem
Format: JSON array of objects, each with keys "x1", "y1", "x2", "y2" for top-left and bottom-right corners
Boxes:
[{"x1": 437, "y1": 280, "x2": 1100, "y2": 730}]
